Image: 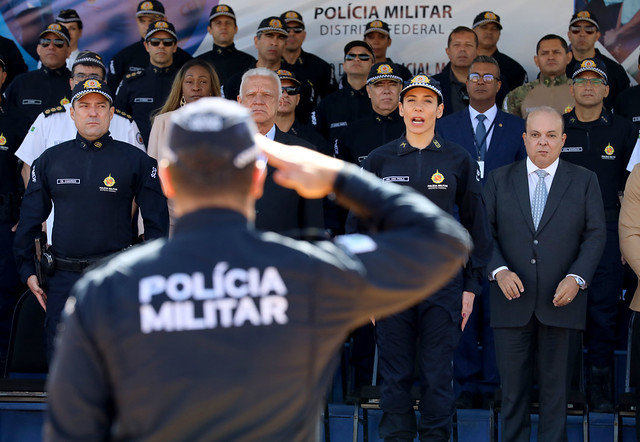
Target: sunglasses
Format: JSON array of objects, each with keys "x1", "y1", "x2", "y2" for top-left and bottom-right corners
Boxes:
[
  {"x1": 147, "y1": 38, "x2": 175, "y2": 47},
  {"x1": 281, "y1": 86, "x2": 300, "y2": 95},
  {"x1": 287, "y1": 27, "x2": 304, "y2": 34},
  {"x1": 573, "y1": 77, "x2": 606, "y2": 86},
  {"x1": 345, "y1": 53, "x2": 371, "y2": 61},
  {"x1": 569, "y1": 25, "x2": 597, "y2": 35},
  {"x1": 468, "y1": 73, "x2": 496, "y2": 83},
  {"x1": 40, "y1": 38, "x2": 65, "y2": 48}
]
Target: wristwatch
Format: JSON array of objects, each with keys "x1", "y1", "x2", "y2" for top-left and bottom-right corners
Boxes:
[{"x1": 571, "y1": 275, "x2": 586, "y2": 289}]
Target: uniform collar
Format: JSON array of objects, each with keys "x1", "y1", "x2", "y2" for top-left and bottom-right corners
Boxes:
[
  {"x1": 338, "y1": 75, "x2": 367, "y2": 95},
  {"x1": 373, "y1": 107, "x2": 401, "y2": 123},
  {"x1": 148, "y1": 63, "x2": 176, "y2": 75},
  {"x1": 213, "y1": 43, "x2": 236, "y2": 55},
  {"x1": 173, "y1": 208, "x2": 250, "y2": 236},
  {"x1": 41, "y1": 64, "x2": 71, "y2": 77},
  {"x1": 76, "y1": 131, "x2": 112, "y2": 150},
  {"x1": 539, "y1": 73, "x2": 569, "y2": 86},
  {"x1": 396, "y1": 133, "x2": 445, "y2": 156},
  {"x1": 565, "y1": 107, "x2": 612, "y2": 127}
]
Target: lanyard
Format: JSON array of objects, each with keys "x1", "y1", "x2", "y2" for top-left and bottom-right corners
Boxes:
[{"x1": 472, "y1": 118, "x2": 496, "y2": 160}]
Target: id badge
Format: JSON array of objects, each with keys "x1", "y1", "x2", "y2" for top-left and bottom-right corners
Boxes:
[{"x1": 477, "y1": 160, "x2": 485, "y2": 179}]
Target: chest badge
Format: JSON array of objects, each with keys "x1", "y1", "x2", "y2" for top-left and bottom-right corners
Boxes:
[
  {"x1": 103, "y1": 174, "x2": 116, "y2": 187},
  {"x1": 0, "y1": 133, "x2": 6, "y2": 145},
  {"x1": 60, "y1": 97, "x2": 70, "y2": 105},
  {"x1": 604, "y1": 143, "x2": 614, "y2": 156},
  {"x1": 431, "y1": 170, "x2": 445, "y2": 184}
]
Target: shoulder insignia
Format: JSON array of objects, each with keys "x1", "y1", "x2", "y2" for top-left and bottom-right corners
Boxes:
[
  {"x1": 115, "y1": 109, "x2": 133, "y2": 121},
  {"x1": 44, "y1": 106, "x2": 67, "y2": 117},
  {"x1": 124, "y1": 70, "x2": 145, "y2": 81}
]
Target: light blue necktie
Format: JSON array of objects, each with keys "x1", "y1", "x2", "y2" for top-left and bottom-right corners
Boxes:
[
  {"x1": 532, "y1": 169, "x2": 549, "y2": 230},
  {"x1": 475, "y1": 114, "x2": 487, "y2": 161}
]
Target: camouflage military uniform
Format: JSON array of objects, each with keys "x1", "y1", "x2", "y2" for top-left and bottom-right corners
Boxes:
[{"x1": 503, "y1": 74, "x2": 574, "y2": 118}]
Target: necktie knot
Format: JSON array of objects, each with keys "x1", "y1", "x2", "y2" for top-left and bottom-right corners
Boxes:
[
  {"x1": 535, "y1": 169, "x2": 549, "y2": 179},
  {"x1": 477, "y1": 114, "x2": 486, "y2": 122}
]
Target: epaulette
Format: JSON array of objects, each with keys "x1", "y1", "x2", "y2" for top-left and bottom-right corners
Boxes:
[
  {"x1": 43, "y1": 105, "x2": 67, "y2": 117},
  {"x1": 114, "y1": 109, "x2": 133, "y2": 121},
  {"x1": 124, "y1": 70, "x2": 145, "y2": 81}
]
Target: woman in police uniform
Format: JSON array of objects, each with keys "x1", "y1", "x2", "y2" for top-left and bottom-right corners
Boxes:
[{"x1": 353, "y1": 75, "x2": 491, "y2": 441}]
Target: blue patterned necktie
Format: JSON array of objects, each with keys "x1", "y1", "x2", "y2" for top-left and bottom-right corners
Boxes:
[
  {"x1": 532, "y1": 169, "x2": 549, "y2": 230},
  {"x1": 475, "y1": 114, "x2": 487, "y2": 160}
]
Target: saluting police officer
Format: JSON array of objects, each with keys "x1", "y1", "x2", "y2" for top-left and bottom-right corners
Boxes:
[
  {"x1": 115, "y1": 19, "x2": 180, "y2": 146},
  {"x1": 349, "y1": 75, "x2": 491, "y2": 441},
  {"x1": 4, "y1": 23, "x2": 72, "y2": 128},
  {"x1": 13, "y1": 79, "x2": 169, "y2": 360},
  {"x1": 107, "y1": 0, "x2": 192, "y2": 89},
  {"x1": 44, "y1": 97, "x2": 472, "y2": 441}
]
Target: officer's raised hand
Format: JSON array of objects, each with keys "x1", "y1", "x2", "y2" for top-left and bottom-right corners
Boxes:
[{"x1": 27, "y1": 275, "x2": 47, "y2": 311}]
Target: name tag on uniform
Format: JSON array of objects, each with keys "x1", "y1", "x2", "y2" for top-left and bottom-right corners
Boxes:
[
  {"x1": 22, "y1": 99, "x2": 42, "y2": 105},
  {"x1": 562, "y1": 147, "x2": 582, "y2": 152},
  {"x1": 330, "y1": 121, "x2": 347, "y2": 129},
  {"x1": 134, "y1": 98, "x2": 154, "y2": 103},
  {"x1": 382, "y1": 176, "x2": 409, "y2": 183},
  {"x1": 57, "y1": 179, "x2": 80, "y2": 184},
  {"x1": 477, "y1": 160, "x2": 485, "y2": 179}
]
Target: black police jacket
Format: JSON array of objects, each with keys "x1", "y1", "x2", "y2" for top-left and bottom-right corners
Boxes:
[
  {"x1": 107, "y1": 39, "x2": 192, "y2": 89},
  {"x1": 196, "y1": 43, "x2": 256, "y2": 87},
  {"x1": 0, "y1": 104, "x2": 30, "y2": 222},
  {"x1": 45, "y1": 164, "x2": 471, "y2": 441},
  {"x1": 562, "y1": 108, "x2": 637, "y2": 221},
  {"x1": 614, "y1": 85, "x2": 640, "y2": 133},
  {"x1": 352, "y1": 134, "x2": 492, "y2": 304},
  {"x1": 4, "y1": 65, "x2": 71, "y2": 127},
  {"x1": 14, "y1": 132, "x2": 169, "y2": 282},
  {"x1": 335, "y1": 108, "x2": 405, "y2": 165},
  {"x1": 115, "y1": 63, "x2": 178, "y2": 146}
]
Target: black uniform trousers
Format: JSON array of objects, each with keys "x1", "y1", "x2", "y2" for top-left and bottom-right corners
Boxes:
[
  {"x1": 587, "y1": 221, "x2": 625, "y2": 368},
  {"x1": 376, "y1": 277, "x2": 462, "y2": 442},
  {"x1": 630, "y1": 312, "x2": 640, "y2": 440},
  {"x1": 43, "y1": 270, "x2": 82, "y2": 362},
  {"x1": 494, "y1": 319, "x2": 576, "y2": 442},
  {"x1": 0, "y1": 221, "x2": 22, "y2": 360}
]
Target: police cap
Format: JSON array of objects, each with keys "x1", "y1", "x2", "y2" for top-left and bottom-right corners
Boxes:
[
  {"x1": 145, "y1": 20, "x2": 178, "y2": 41},
  {"x1": 209, "y1": 4, "x2": 236, "y2": 23},
  {"x1": 364, "y1": 20, "x2": 390, "y2": 37},
  {"x1": 137, "y1": 0, "x2": 165, "y2": 17},
  {"x1": 56, "y1": 9, "x2": 82, "y2": 28},
  {"x1": 39, "y1": 23, "x2": 71, "y2": 46},
  {"x1": 73, "y1": 51, "x2": 106, "y2": 73},
  {"x1": 344, "y1": 40, "x2": 375, "y2": 61},
  {"x1": 277, "y1": 69, "x2": 301, "y2": 86},
  {"x1": 167, "y1": 97, "x2": 259, "y2": 169},
  {"x1": 367, "y1": 62, "x2": 403, "y2": 85},
  {"x1": 256, "y1": 16, "x2": 288, "y2": 37},
  {"x1": 572, "y1": 58, "x2": 608, "y2": 83},
  {"x1": 472, "y1": 11, "x2": 502, "y2": 30},
  {"x1": 71, "y1": 79, "x2": 113, "y2": 105},
  {"x1": 400, "y1": 75, "x2": 443, "y2": 104},
  {"x1": 570, "y1": 10, "x2": 599, "y2": 30},
  {"x1": 281, "y1": 10, "x2": 304, "y2": 28}
]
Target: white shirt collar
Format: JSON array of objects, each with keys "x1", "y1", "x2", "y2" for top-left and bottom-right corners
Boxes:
[
  {"x1": 526, "y1": 157, "x2": 559, "y2": 178},
  {"x1": 469, "y1": 104, "x2": 497, "y2": 124},
  {"x1": 265, "y1": 124, "x2": 276, "y2": 141}
]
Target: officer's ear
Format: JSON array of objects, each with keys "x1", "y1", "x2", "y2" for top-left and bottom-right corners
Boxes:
[{"x1": 158, "y1": 161, "x2": 176, "y2": 199}]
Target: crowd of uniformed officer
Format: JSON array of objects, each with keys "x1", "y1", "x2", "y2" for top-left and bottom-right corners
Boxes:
[{"x1": 0, "y1": 0, "x2": 640, "y2": 439}]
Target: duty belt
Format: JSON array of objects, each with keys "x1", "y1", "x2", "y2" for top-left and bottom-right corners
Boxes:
[{"x1": 54, "y1": 256, "x2": 100, "y2": 273}]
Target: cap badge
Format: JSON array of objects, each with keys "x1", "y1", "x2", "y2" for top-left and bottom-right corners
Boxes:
[
  {"x1": 278, "y1": 69, "x2": 294, "y2": 77},
  {"x1": 484, "y1": 12, "x2": 497, "y2": 20},
  {"x1": 377, "y1": 64, "x2": 393, "y2": 74},
  {"x1": 48, "y1": 24, "x2": 63, "y2": 31},
  {"x1": 83, "y1": 79, "x2": 101, "y2": 89},
  {"x1": 140, "y1": 2, "x2": 153, "y2": 11},
  {"x1": 285, "y1": 11, "x2": 299, "y2": 19},
  {"x1": 370, "y1": 20, "x2": 383, "y2": 28},
  {"x1": 269, "y1": 19, "x2": 283, "y2": 28},
  {"x1": 580, "y1": 59, "x2": 596, "y2": 68},
  {"x1": 155, "y1": 21, "x2": 169, "y2": 29},
  {"x1": 577, "y1": 11, "x2": 591, "y2": 18},
  {"x1": 217, "y1": 5, "x2": 230, "y2": 12},
  {"x1": 431, "y1": 170, "x2": 445, "y2": 184},
  {"x1": 411, "y1": 75, "x2": 430, "y2": 84}
]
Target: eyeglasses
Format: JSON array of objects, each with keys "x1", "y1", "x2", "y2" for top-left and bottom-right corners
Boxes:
[
  {"x1": 468, "y1": 73, "x2": 496, "y2": 83},
  {"x1": 569, "y1": 25, "x2": 597, "y2": 35},
  {"x1": 40, "y1": 38, "x2": 65, "y2": 48},
  {"x1": 573, "y1": 77, "x2": 606, "y2": 86},
  {"x1": 345, "y1": 53, "x2": 371, "y2": 61},
  {"x1": 73, "y1": 73, "x2": 102, "y2": 81},
  {"x1": 281, "y1": 86, "x2": 300, "y2": 95},
  {"x1": 287, "y1": 27, "x2": 304, "y2": 34},
  {"x1": 147, "y1": 38, "x2": 176, "y2": 47}
]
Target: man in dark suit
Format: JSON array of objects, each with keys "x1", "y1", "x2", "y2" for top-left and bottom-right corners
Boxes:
[
  {"x1": 438, "y1": 55, "x2": 525, "y2": 408},
  {"x1": 484, "y1": 106, "x2": 606, "y2": 442},
  {"x1": 237, "y1": 67, "x2": 323, "y2": 236}
]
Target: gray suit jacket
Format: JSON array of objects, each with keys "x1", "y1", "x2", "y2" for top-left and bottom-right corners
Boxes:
[{"x1": 484, "y1": 159, "x2": 606, "y2": 329}]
